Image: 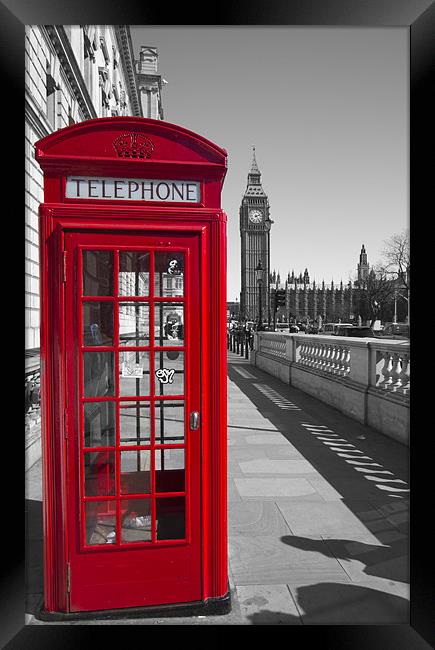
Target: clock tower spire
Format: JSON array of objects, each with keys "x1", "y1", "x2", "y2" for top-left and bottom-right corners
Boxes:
[
  {"x1": 239, "y1": 147, "x2": 273, "y2": 322},
  {"x1": 248, "y1": 146, "x2": 261, "y2": 182}
]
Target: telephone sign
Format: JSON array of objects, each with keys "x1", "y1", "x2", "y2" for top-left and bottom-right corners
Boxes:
[{"x1": 66, "y1": 176, "x2": 201, "y2": 203}]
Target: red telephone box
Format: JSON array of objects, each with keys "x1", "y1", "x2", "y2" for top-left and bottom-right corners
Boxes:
[{"x1": 35, "y1": 117, "x2": 229, "y2": 618}]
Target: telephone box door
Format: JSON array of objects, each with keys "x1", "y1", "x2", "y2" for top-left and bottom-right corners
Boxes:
[{"x1": 64, "y1": 230, "x2": 202, "y2": 612}]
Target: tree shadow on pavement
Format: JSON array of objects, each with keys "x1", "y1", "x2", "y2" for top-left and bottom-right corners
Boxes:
[
  {"x1": 246, "y1": 581, "x2": 408, "y2": 625},
  {"x1": 281, "y1": 535, "x2": 408, "y2": 583}
]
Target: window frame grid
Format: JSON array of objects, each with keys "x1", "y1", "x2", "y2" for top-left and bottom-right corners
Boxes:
[{"x1": 78, "y1": 245, "x2": 189, "y2": 549}]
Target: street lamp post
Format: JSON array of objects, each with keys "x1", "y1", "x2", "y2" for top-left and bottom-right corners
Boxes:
[{"x1": 256, "y1": 259, "x2": 263, "y2": 331}]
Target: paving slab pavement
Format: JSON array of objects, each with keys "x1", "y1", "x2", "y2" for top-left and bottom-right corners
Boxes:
[
  {"x1": 226, "y1": 351, "x2": 409, "y2": 624},
  {"x1": 24, "y1": 350, "x2": 409, "y2": 625}
]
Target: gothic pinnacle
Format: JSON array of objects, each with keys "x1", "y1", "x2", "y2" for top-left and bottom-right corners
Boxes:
[{"x1": 250, "y1": 145, "x2": 260, "y2": 174}]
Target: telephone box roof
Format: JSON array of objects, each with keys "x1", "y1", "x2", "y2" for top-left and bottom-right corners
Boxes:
[{"x1": 35, "y1": 117, "x2": 227, "y2": 179}]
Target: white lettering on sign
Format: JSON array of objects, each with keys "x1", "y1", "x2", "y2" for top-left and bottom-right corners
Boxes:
[{"x1": 66, "y1": 176, "x2": 201, "y2": 203}]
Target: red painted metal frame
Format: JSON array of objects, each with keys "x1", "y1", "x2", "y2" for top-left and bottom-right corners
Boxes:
[
  {"x1": 65, "y1": 232, "x2": 199, "y2": 611},
  {"x1": 36, "y1": 117, "x2": 228, "y2": 614},
  {"x1": 76, "y1": 241, "x2": 189, "y2": 549}
]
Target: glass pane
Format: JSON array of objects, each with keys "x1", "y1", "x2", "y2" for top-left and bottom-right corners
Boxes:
[
  {"x1": 154, "y1": 303, "x2": 184, "y2": 346},
  {"x1": 83, "y1": 302, "x2": 114, "y2": 346},
  {"x1": 84, "y1": 402, "x2": 115, "y2": 448},
  {"x1": 154, "y1": 401, "x2": 185, "y2": 444},
  {"x1": 155, "y1": 449, "x2": 185, "y2": 493},
  {"x1": 83, "y1": 352, "x2": 115, "y2": 397},
  {"x1": 121, "y1": 499, "x2": 152, "y2": 543},
  {"x1": 120, "y1": 450, "x2": 151, "y2": 495},
  {"x1": 154, "y1": 351, "x2": 184, "y2": 396},
  {"x1": 156, "y1": 497, "x2": 185, "y2": 541},
  {"x1": 154, "y1": 252, "x2": 184, "y2": 297},
  {"x1": 120, "y1": 401, "x2": 151, "y2": 445},
  {"x1": 85, "y1": 501, "x2": 117, "y2": 545},
  {"x1": 119, "y1": 351, "x2": 150, "y2": 396},
  {"x1": 83, "y1": 251, "x2": 113, "y2": 296},
  {"x1": 84, "y1": 451, "x2": 115, "y2": 496},
  {"x1": 119, "y1": 251, "x2": 150, "y2": 296},
  {"x1": 119, "y1": 303, "x2": 149, "y2": 346}
]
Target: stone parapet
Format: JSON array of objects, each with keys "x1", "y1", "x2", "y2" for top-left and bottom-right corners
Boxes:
[{"x1": 252, "y1": 332, "x2": 410, "y2": 444}]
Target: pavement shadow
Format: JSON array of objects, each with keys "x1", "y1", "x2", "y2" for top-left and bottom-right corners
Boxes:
[
  {"x1": 246, "y1": 581, "x2": 408, "y2": 625},
  {"x1": 246, "y1": 608, "x2": 300, "y2": 624},
  {"x1": 25, "y1": 499, "x2": 43, "y2": 614},
  {"x1": 227, "y1": 359, "x2": 409, "y2": 538},
  {"x1": 281, "y1": 535, "x2": 408, "y2": 583}
]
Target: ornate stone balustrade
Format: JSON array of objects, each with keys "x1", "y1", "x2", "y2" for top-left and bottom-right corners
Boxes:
[
  {"x1": 296, "y1": 339, "x2": 351, "y2": 377},
  {"x1": 251, "y1": 332, "x2": 410, "y2": 445},
  {"x1": 370, "y1": 341, "x2": 410, "y2": 396},
  {"x1": 259, "y1": 333, "x2": 287, "y2": 359}
]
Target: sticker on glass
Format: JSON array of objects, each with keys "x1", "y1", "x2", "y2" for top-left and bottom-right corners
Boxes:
[
  {"x1": 121, "y1": 361, "x2": 144, "y2": 378},
  {"x1": 167, "y1": 259, "x2": 182, "y2": 275},
  {"x1": 155, "y1": 368, "x2": 175, "y2": 384}
]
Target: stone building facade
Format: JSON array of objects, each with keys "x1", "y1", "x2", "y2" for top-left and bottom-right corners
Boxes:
[
  {"x1": 239, "y1": 148, "x2": 273, "y2": 323},
  {"x1": 238, "y1": 151, "x2": 379, "y2": 328},
  {"x1": 25, "y1": 25, "x2": 166, "y2": 468},
  {"x1": 271, "y1": 241, "x2": 408, "y2": 326},
  {"x1": 270, "y1": 245, "x2": 371, "y2": 325},
  {"x1": 136, "y1": 45, "x2": 166, "y2": 119}
]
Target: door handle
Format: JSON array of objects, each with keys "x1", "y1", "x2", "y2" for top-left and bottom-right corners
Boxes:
[{"x1": 190, "y1": 411, "x2": 200, "y2": 430}]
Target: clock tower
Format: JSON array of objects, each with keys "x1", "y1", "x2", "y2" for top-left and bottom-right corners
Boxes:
[{"x1": 240, "y1": 147, "x2": 273, "y2": 322}]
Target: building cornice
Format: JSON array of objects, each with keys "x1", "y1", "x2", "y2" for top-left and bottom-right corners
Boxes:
[
  {"x1": 137, "y1": 73, "x2": 163, "y2": 87},
  {"x1": 115, "y1": 25, "x2": 142, "y2": 117},
  {"x1": 44, "y1": 25, "x2": 97, "y2": 120}
]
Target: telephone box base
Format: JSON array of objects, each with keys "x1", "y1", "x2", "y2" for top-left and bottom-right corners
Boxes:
[{"x1": 36, "y1": 590, "x2": 231, "y2": 622}]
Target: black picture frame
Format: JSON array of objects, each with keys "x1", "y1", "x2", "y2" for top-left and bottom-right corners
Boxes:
[{"x1": 6, "y1": 0, "x2": 433, "y2": 646}]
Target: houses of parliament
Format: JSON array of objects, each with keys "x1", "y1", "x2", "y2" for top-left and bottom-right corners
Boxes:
[
  {"x1": 238, "y1": 148, "x2": 371, "y2": 324},
  {"x1": 269, "y1": 251, "x2": 368, "y2": 324}
]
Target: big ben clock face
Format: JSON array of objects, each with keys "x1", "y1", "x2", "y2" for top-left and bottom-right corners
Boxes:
[{"x1": 249, "y1": 209, "x2": 263, "y2": 223}]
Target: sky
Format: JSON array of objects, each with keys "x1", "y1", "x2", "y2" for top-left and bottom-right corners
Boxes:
[{"x1": 131, "y1": 27, "x2": 408, "y2": 302}]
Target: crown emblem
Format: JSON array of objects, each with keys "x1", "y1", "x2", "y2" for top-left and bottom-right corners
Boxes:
[{"x1": 113, "y1": 132, "x2": 154, "y2": 159}]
